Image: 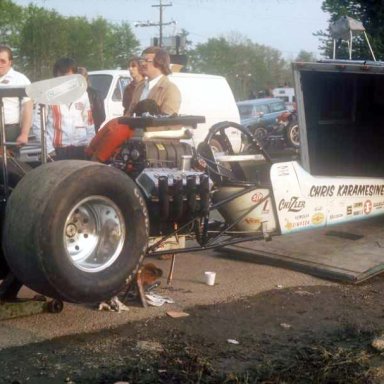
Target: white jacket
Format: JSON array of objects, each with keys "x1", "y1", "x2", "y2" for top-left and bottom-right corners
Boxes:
[{"x1": 33, "y1": 91, "x2": 95, "y2": 153}]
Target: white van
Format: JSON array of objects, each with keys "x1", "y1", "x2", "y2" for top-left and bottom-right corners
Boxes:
[
  {"x1": 272, "y1": 87, "x2": 296, "y2": 111},
  {"x1": 88, "y1": 70, "x2": 241, "y2": 151},
  {"x1": 87, "y1": 69, "x2": 131, "y2": 121}
]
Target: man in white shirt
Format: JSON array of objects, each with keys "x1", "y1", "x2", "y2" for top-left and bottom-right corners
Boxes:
[
  {"x1": 0, "y1": 45, "x2": 33, "y2": 145},
  {"x1": 44, "y1": 57, "x2": 95, "y2": 160}
]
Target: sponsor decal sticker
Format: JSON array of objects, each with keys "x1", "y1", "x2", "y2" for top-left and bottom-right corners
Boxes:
[
  {"x1": 251, "y1": 192, "x2": 264, "y2": 203},
  {"x1": 373, "y1": 201, "x2": 384, "y2": 210},
  {"x1": 278, "y1": 197, "x2": 305, "y2": 212},
  {"x1": 363, "y1": 200, "x2": 372, "y2": 215},
  {"x1": 295, "y1": 213, "x2": 309, "y2": 220},
  {"x1": 284, "y1": 219, "x2": 310, "y2": 231},
  {"x1": 347, "y1": 206, "x2": 352, "y2": 215},
  {"x1": 244, "y1": 217, "x2": 261, "y2": 226},
  {"x1": 262, "y1": 199, "x2": 270, "y2": 213},
  {"x1": 311, "y1": 212, "x2": 324, "y2": 225}
]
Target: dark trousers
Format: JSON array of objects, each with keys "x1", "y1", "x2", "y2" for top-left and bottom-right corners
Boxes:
[{"x1": 55, "y1": 146, "x2": 88, "y2": 160}]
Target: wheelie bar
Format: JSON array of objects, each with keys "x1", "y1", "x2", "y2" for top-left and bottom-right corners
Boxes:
[
  {"x1": 0, "y1": 297, "x2": 64, "y2": 320},
  {"x1": 0, "y1": 273, "x2": 63, "y2": 320}
]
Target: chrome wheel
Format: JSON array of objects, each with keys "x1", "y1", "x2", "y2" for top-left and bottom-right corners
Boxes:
[
  {"x1": 64, "y1": 196, "x2": 125, "y2": 273},
  {"x1": 288, "y1": 124, "x2": 300, "y2": 147}
]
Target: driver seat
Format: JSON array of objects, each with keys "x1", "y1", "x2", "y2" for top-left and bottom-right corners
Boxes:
[{"x1": 197, "y1": 142, "x2": 248, "y2": 186}]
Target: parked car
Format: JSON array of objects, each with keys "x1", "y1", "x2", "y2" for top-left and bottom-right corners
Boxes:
[
  {"x1": 236, "y1": 98, "x2": 288, "y2": 142},
  {"x1": 276, "y1": 110, "x2": 300, "y2": 148}
]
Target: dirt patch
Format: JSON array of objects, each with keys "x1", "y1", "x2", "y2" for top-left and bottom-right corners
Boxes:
[{"x1": 1, "y1": 276, "x2": 384, "y2": 383}]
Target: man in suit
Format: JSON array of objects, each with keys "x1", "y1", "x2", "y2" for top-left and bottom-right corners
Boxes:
[
  {"x1": 86, "y1": 46, "x2": 181, "y2": 162},
  {"x1": 127, "y1": 46, "x2": 181, "y2": 120}
]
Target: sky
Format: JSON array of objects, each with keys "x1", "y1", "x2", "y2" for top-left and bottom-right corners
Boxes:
[{"x1": 12, "y1": 0, "x2": 330, "y2": 59}]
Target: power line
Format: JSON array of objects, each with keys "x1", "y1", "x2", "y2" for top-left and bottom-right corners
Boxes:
[{"x1": 134, "y1": 1, "x2": 175, "y2": 47}]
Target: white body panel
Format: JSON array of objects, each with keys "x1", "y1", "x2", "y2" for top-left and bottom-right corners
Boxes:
[
  {"x1": 271, "y1": 161, "x2": 384, "y2": 234},
  {"x1": 214, "y1": 186, "x2": 277, "y2": 233}
]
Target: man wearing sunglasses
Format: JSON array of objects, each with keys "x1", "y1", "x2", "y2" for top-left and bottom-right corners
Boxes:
[
  {"x1": 86, "y1": 46, "x2": 182, "y2": 162},
  {"x1": 126, "y1": 46, "x2": 181, "y2": 118}
]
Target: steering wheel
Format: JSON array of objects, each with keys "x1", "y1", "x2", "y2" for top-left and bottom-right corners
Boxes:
[
  {"x1": 203, "y1": 121, "x2": 272, "y2": 162},
  {"x1": 197, "y1": 121, "x2": 272, "y2": 184}
]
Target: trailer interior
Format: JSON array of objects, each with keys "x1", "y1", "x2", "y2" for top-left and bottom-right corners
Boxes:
[{"x1": 298, "y1": 64, "x2": 384, "y2": 177}]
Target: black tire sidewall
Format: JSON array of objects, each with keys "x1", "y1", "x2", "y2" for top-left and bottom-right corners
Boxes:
[
  {"x1": 253, "y1": 127, "x2": 267, "y2": 141},
  {"x1": 209, "y1": 138, "x2": 225, "y2": 153},
  {"x1": 40, "y1": 166, "x2": 148, "y2": 303},
  {"x1": 0, "y1": 161, "x2": 31, "y2": 279}
]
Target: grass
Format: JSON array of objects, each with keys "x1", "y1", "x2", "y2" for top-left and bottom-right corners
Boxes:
[{"x1": 76, "y1": 328, "x2": 382, "y2": 384}]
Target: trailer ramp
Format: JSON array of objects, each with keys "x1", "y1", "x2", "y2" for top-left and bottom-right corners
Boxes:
[{"x1": 221, "y1": 217, "x2": 384, "y2": 283}]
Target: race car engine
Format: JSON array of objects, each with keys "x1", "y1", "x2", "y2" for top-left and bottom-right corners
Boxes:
[
  {"x1": 111, "y1": 138, "x2": 193, "y2": 177},
  {"x1": 111, "y1": 138, "x2": 211, "y2": 236}
]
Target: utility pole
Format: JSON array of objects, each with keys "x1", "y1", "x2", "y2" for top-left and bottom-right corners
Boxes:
[
  {"x1": 134, "y1": 1, "x2": 174, "y2": 47},
  {"x1": 152, "y1": 1, "x2": 172, "y2": 47}
]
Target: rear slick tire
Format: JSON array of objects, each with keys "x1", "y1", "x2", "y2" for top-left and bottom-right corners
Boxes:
[
  {"x1": 3, "y1": 160, "x2": 148, "y2": 303},
  {"x1": 0, "y1": 158, "x2": 31, "y2": 279}
]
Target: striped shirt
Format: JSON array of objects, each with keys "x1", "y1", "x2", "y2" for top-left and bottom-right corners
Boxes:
[{"x1": 44, "y1": 91, "x2": 95, "y2": 152}]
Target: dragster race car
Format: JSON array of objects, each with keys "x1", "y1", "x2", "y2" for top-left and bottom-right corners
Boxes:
[{"x1": 1, "y1": 59, "x2": 384, "y2": 307}]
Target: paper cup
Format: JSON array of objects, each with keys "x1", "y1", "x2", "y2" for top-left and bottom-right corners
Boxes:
[{"x1": 204, "y1": 271, "x2": 216, "y2": 286}]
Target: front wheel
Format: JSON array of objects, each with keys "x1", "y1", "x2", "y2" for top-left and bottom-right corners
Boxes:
[
  {"x1": 253, "y1": 127, "x2": 268, "y2": 143},
  {"x1": 209, "y1": 137, "x2": 225, "y2": 154},
  {"x1": 3, "y1": 160, "x2": 148, "y2": 303}
]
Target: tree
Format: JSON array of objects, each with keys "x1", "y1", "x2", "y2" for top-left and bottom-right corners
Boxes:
[
  {"x1": 19, "y1": 5, "x2": 70, "y2": 80},
  {"x1": 10, "y1": 2, "x2": 140, "y2": 79},
  {"x1": 189, "y1": 36, "x2": 291, "y2": 100},
  {"x1": 319, "y1": 0, "x2": 384, "y2": 60},
  {"x1": 65, "y1": 16, "x2": 95, "y2": 69},
  {"x1": 0, "y1": 0, "x2": 26, "y2": 57},
  {"x1": 295, "y1": 50, "x2": 317, "y2": 62},
  {"x1": 108, "y1": 21, "x2": 140, "y2": 69}
]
